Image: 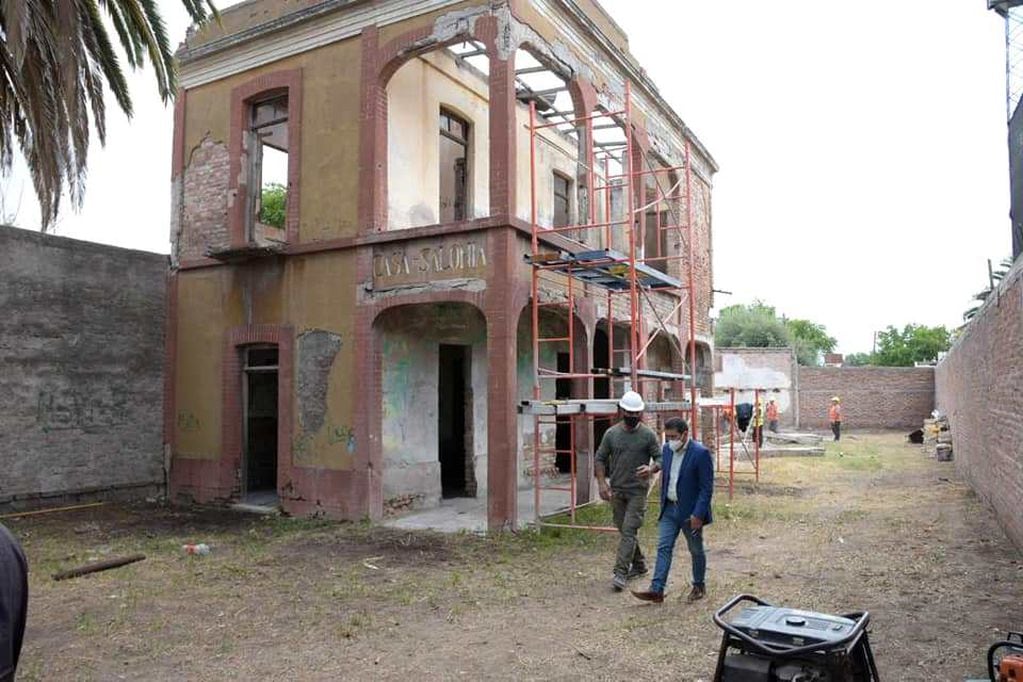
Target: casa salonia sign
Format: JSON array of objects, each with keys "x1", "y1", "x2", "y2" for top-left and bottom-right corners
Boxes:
[{"x1": 372, "y1": 236, "x2": 488, "y2": 287}]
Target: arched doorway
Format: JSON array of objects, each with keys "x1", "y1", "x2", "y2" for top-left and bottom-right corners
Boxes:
[{"x1": 374, "y1": 302, "x2": 487, "y2": 511}]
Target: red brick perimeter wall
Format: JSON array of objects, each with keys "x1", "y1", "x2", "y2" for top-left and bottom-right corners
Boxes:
[
  {"x1": 796, "y1": 367, "x2": 935, "y2": 429},
  {"x1": 935, "y1": 257, "x2": 1023, "y2": 550}
]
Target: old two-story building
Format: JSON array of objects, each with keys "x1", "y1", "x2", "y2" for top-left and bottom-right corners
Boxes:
[{"x1": 166, "y1": 0, "x2": 717, "y2": 530}]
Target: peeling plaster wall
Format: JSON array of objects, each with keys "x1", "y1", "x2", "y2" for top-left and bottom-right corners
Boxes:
[
  {"x1": 180, "y1": 135, "x2": 231, "y2": 262},
  {"x1": 714, "y1": 348, "x2": 797, "y2": 428},
  {"x1": 377, "y1": 304, "x2": 487, "y2": 511},
  {"x1": 387, "y1": 49, "x2": 579, "y2": 230},
  {"x1": 296, "y1": 329, "x2": 343, "y2": 436},
  {"x1": 179, "y1": 38, "x2": 363, "y2": 252}
]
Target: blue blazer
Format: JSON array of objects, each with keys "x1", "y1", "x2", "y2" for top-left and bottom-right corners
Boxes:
[{"x1": 659, "y1": 439, "x2": 714, "y2": 524}]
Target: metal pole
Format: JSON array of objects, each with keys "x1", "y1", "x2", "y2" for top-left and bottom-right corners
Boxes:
[
  {"x1": 685, "y1": 141, "x2": 698, "y2": 440},
  {"x1": 754, "y1": 388, "x2": 761, "y2": 483},
  {"x1": 729, "y1": 388, "x2": 735, "y2": 500},
  {"x1": 530, "y1": 100, "x2": 542, "y2": 524},
  {"x1": 624, "y1": 81, "x2": 640, "y2": 391}
]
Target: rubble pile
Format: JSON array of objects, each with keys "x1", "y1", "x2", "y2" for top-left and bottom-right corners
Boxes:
[{"x1": 921, "y1": 414, "x2": 953, "y2": 461}]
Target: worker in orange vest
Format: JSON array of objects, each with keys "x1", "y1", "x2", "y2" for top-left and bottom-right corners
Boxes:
[
  {"x1": 766, "y1": 398, "x2": 780, "y2": 433},
  {"x1": 828, "y1": 396, "x2": 842, "y2": 441}
]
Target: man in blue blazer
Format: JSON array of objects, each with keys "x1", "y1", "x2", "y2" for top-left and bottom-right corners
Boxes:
[{"x1": 632, "y1": 416, "x2": 713, "y2": 603}]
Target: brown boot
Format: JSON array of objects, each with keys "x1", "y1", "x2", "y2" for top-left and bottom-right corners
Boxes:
[
  {"x1": 686, "y1": 585, "x2": 706, "y2": 603},
  {"x1": 630, "y1": 590, "x2": 664, "y2": 604}
]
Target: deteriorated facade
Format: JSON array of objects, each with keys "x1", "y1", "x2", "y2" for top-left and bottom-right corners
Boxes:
[{"x1": 167, "y1": 0, "x2": 717, "y2": 529}]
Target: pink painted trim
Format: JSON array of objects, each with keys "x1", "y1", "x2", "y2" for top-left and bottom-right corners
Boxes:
[{"x1": 228, "y1": 69, "x2": 304, "y2": 247}]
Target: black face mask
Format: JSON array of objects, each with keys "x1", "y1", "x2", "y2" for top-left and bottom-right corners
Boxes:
[{"x1": 623, "y1": 416, "x2": 641, "y2": 429}]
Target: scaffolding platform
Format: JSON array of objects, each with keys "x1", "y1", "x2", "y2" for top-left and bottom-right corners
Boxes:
[
  {"x1": 518, "y1": 398, "x2": 691, "y2": 416},
  {"x1": 526, "y1": 249, "x2": 684, "y2": 291},
  {"x1": 591, "y1": 367, "x2": 691, "y2": 381}
]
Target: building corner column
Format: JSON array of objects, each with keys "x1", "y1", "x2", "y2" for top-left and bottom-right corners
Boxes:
[{"x1": 485, "y1": 228, "x2": 522, "y2": 531}]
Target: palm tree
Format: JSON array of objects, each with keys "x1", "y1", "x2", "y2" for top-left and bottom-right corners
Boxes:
[{"x1": 0, "y1": 0, "x2": 217, "y2": 230}]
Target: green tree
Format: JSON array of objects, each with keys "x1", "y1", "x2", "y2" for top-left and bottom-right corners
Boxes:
[
  {"x1": 1, "y1": 0, "x2": 218, "y2": 229},
  {"x1": 785, "y1": 319, "x2": 837, "y2": 367},
  {"x1": 259, "y1": 183, "x2": 287, "y2": 229},
  {"x1": 844, "y1": 352, "x2": 874, "y2": 367},
  {"x1": 873, "y1": 324, "x2": 951, "y2": 366},
  {"x1": 715, "y1": 301, "x2": 789, "y2": 349}
]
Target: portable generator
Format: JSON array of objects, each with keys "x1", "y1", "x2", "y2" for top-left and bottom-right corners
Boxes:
[
  {"x1": 988, "y1": 632, "x2": 1023, "y2": 681},
  {"x1": 712, "y1": 594, "x2": 880, "y2": 682}
]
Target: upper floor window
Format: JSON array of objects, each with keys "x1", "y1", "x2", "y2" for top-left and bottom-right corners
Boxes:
[
  {"x1": 439, "y1": 109, "x2": 470, "y2": 223},
  {"x1": 553, "y1": 172, "x2": 572, "y2": 228},
  {"x1": 249, "y1": 94, "x2": 289, "y2": 238}
]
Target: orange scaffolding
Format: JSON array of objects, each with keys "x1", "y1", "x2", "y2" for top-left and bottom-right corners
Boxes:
[{"x1": 520, "y1": 81, "x2": 712, "y2": 531}]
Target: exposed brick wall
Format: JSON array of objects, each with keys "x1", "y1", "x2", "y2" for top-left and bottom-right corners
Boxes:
[
  {"x1": 179, "y1": 135, "x2": 230, "y2": 262},
  {"x1": 0, "y1": 226, "x2": 166, "y2": 508},
  {"x1": 796, "y1": 367, "x2": 934, "y2": 429},
  {"x1": 935, "y1": 257, "x2": 1023, "y2": 549}
]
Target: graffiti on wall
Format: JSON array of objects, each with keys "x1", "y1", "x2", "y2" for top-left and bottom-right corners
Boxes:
[
  {"x1": 327, "y1": 424, "x2": 356, "y2": 454},
  {"x1": 177, "y1": 411, "x2": 202, "y2": 432},
  {"x1": 36, "y1": 386, "x2": 129, "y2": 432}
]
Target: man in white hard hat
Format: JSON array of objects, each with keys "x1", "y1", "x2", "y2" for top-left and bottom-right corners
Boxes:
[{"x1": 594, "y1": 390, "x2": 662, "y2": 592}]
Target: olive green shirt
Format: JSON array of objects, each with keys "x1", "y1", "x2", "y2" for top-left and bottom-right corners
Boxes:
[{"x1": 595, "y1": 422, "x2": 662, "y2": 494}]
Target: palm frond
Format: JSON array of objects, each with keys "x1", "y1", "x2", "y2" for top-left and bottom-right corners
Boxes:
[{"x1": 0, "y1": 0, "x2": 219, "y2": 229}]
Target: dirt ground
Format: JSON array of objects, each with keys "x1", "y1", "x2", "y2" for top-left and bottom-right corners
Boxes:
[{"x1": 7, "y1": 432, "x2": 1022, "y2": 681}]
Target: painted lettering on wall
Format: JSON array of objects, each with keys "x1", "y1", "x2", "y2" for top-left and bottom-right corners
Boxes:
[
  {"x1": 37, "y1": 387, "x2": 129, "y2": 432},
  {"x1": 372, "y1": 237, "x2": 487, "y2": 287}
]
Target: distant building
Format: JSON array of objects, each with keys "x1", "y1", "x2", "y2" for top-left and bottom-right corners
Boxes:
[{"x1": 824, "y1": 353, "x2": 844, "y2": 367}]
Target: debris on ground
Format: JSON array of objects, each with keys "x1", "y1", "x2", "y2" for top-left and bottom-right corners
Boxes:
[
  {"x1": 922, "y1": 413, "x2": 953, "y2": 461},
  {"x1": 52, "y1": 553, "x2": 146, "y2": 581}
]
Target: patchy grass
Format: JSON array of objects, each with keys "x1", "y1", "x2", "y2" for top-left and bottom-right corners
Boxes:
[{"x1": 8, "y1": 432, "x2": 1023, "y2": 681}]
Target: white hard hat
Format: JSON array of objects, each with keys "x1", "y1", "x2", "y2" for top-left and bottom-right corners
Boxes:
[{"x1": 618, "y1": 391, "x2": 645, "y2": 412}]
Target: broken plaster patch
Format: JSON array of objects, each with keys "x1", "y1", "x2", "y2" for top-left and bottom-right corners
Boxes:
[
  {"x1": 297, "y1": 329, "x2": 343, "y2": 435},
  {"x1": 358, "y1": 278, "x2": 486, "y2": 303}
]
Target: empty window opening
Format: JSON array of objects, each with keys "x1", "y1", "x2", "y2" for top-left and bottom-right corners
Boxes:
[
  {"x1": 553, "y1": 173, "x2": 572, "y2": 228},
  {"x1": 439, "y1": 109, "x2": 470, "y2": 223},
  {"x1": 244, "y1": 346, "x2": 279, "y2": 497},
  {"x1": 438, "y1": 344, "x2": 475, "y2": 498},
  {"x1": 249, "y1": 94, "x2": 289, "y2": 236},
  {"x1": 645, "y1": 209, "x2": 670, "y2": 274}
]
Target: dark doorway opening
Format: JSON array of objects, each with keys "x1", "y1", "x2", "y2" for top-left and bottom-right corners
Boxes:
[
  {"x1": 244, "y1": 347, "x2": 279, "y2": 495},
  {"x1": 438, "y1": 344, "x2": 474, "y2": 498},
  {"x1": 593, "y1": 328, "x2": 612, "y2": 449},
  {"x1": 555, "y1": 352, "x2": 572, "y2": 473}
]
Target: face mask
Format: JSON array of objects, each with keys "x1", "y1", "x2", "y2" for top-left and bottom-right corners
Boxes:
[
  {"x1": 667, "y1": 439, "x2": 683, "y2": 451},
  {"x1": 623, "y1": 415, "x2": 641, "y2": 429}
]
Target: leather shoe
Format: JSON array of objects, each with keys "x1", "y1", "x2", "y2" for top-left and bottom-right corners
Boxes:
[
  {"x1": 630, "y1": 590, "x2": 664, "y2": 603},
  {"x1": 686, "y1": 585, "x2": 706, "y2": 603}
]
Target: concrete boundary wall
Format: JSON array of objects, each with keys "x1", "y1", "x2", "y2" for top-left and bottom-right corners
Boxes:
[
  {"x1": 0, "y1": 226, "x2": 167, "y2": 509},
  {"x1": 935, "y1": 256, "x2": 1023, "y2": 549}
]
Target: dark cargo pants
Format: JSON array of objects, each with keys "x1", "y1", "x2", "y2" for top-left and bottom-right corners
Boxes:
[{"x1": 611, "y1": 491, "x2": 647, "y2": 577}]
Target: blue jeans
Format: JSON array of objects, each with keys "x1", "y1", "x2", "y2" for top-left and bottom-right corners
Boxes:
[{"x1": 650, "y1": 501, "x2": 706, "y2": 594}]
